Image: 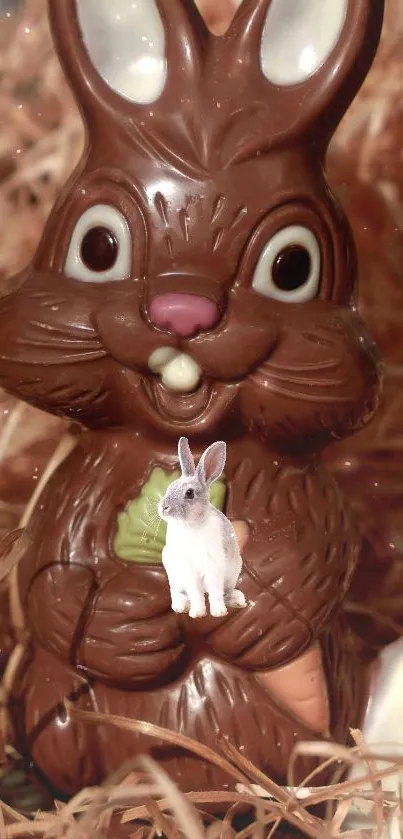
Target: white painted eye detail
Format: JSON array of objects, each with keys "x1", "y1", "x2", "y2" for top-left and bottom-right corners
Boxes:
[
  {"x1": 252, "y1": 226, "x2": 320, "y2": 303},
  {"x1": 76, "y1": 0, "x2": 167, "y2": 105},
  {"x1": 261, "y1": 0, "x2": 348, "y2": 87},
  {"x1": 65, "y1": 205, "x2": 131, "y2": 283}
]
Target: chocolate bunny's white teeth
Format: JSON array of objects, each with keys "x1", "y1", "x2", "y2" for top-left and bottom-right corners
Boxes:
[{"x1": 148, "y1": 348, "x2": 202, "y2": 394}]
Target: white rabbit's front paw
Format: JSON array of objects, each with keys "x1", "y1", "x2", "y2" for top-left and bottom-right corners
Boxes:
[
  {"x1": 189, "y1": 602, "x2": 207, "y2": 619},
  {"x1": 171, "y1": 593, "x2": 190, "y2": 614},
  {"x1": 209, "y1": 600, "x2": 228, "y2": 618},
  {"x1": 225, "y1": 589, "x2": 247, "y2": 609}
]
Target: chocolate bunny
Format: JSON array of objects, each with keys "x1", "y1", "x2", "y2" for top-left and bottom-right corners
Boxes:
[{"x1": 0, "y1": 0, "x2": 383, "y2": 801}]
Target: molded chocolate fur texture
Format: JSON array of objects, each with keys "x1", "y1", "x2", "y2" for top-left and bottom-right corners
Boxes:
[{"x1": 0, "y1": 0, "x2": 384, "y2": 799}]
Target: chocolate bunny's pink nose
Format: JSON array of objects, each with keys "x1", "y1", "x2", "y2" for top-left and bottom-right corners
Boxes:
[{"x1": 149, "y1": 293, "x2": 220, "y2": 338}]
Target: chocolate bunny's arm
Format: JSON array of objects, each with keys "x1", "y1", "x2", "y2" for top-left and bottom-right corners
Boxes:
[
  {"x1": 204, "y1": 462, "x2": 359, "y2": 732},
  {"x1": 206, "y1": 462, "x2": 359, "y2": 669},
  {"x1": 26, "y1": 562, "x2": 184, "y2": 684},
  {"x1": 19, "y1": 434, "x2": 185, "y2": 683},
  {"x1": 26, "y1": 563, "x2": 94, "y2": 662},
  {"x1": 78, "y1": 566, "x2": 184, "y2": 683}
]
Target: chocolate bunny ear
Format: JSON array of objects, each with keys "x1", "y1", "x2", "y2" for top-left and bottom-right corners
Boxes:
[
  {"x1": 217, "y1": 0, "x2": 384, "y2": 156},
  {"x1": 48, "y1": 0, "x2": 207, "y2": 126},
  {"x1": 48, "y1": 0, "x2": 383, "y2": 168}
]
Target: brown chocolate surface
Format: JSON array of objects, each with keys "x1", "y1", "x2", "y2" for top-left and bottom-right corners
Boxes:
[
  {"x1": 325, "y1": 153, "x2": 403, "y2": 649},
  {"x1": 0, "y1": 0, "x2": 387, "y2": 803},
  {"x1": 10, "y1": 431, "x2": 370, "y2": 793},
  {"x1": 0, "y1": 393, "x2": 67, "y2": 674}
]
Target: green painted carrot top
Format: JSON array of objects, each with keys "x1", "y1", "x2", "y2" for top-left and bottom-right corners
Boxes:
[{"x1": 113, "y1": 467, "x2": 227, "y2": 565}]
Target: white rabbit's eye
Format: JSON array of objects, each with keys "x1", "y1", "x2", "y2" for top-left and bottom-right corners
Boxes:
[
  {"x1": 252, "y1": 225, "x2": 320, "y2": 303},
  {"x1": 65, "y1": 204, "x2": 131, "y2": 283},
  {"x1": 185, "y1": 489, "x2": 195, "y2": 500}
]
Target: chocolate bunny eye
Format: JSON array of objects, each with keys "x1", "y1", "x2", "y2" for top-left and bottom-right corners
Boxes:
[
  {"x1": 65, "y1": 205, "x2": 131, "y2": 283},
  {"x1": 252, "y1": 226, "x2": 320, "y2": 303}
]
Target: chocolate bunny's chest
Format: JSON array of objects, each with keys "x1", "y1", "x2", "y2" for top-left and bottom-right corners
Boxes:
[{"x1": 21, "y1": 431, "x2": 352, "y2": 599}]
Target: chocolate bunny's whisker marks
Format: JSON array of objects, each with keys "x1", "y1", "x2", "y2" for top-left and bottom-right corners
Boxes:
[{"x1": 0, "y1": 0, "x2": 388, "y2": 813}]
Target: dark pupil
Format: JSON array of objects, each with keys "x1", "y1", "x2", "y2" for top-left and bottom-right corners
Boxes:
[
  {"x1": 185, "y1": 489, "x2": 195, "y2": 500},
  {"x1": 272, "y1": 245, "x2": 311, "y2": 292},
  {"x1": 80, "y1": 226, "x2": 119, "y2": 273}
]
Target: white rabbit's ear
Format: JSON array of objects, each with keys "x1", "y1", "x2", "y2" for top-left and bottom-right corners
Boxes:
[
  {"x1": 178, "y1": 437, "x2": 195, "y2": 477},
  {"x1": 197, "y1": 442, "x2": 226, "y2": 487}
]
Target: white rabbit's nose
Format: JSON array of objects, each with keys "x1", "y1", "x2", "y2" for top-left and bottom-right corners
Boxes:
[{"x1": 161, "y1": 502, "x2": 171, "y2": 514}]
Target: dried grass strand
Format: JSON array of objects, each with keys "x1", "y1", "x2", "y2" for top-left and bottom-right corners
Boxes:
[{"x1": 65, "y1": 703, "x2": 253, "y2": 791}]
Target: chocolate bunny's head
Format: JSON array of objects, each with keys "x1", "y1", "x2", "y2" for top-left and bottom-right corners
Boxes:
[{"x1": 0, "y1": 0, "x2": 383, "y2": 445}]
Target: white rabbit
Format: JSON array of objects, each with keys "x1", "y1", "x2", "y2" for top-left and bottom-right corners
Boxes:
[{"x1": 158, "y1": 437, "x2": 247, "y2": 619}]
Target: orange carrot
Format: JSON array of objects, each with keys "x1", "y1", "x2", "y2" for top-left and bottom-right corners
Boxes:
[
  {"x1": 256, "y1": 643, "x2": 330, "y2": 735},
  {"x1": 232, "y1": 520, "x2": 249, "y2": 553}
]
